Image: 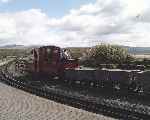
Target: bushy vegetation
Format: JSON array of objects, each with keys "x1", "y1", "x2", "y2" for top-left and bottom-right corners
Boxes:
[
  {"x1": 0, "y1": 49, "x2": 30, "y2": 60},
  {"x1": 80, "y1": 44, "x2": 134, "y2": 67},
  {"x1": 67, "y1": 47, "x2": 89, "y2": 59},
  {"x1": 1, "y1": 45, "x2": 150, "y2": 69}
]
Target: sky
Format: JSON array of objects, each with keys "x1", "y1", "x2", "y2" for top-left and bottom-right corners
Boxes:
[{"x1": 0, "y1": 0, "x2": 150, "y2": 47}]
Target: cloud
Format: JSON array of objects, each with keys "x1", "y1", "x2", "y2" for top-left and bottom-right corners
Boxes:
[
  {"x1": 47, "y1": 0, "x2": 150, "y2": 47},
  {"x1": 0, "y1": 0, "x2": 13, "y2": 3},
  {"x1": 0, "y1": 0, "x2": 150, "y2": 47}
]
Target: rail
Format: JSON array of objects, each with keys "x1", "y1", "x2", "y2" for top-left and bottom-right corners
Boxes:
[{"x1": 0, "y1": 61, "x2": 150, "y2": 120}]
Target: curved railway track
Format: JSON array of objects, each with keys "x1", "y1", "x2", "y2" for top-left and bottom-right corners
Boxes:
[{"x1": 0, "y1": 60, "x2": 150, "y2": 120}]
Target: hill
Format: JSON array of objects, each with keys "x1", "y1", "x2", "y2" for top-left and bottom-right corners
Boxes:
[{"x1": 1, "y1": 44, "x2": 150, "y2": 55}]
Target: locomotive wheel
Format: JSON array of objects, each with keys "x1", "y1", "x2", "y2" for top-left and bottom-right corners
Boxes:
[
  {"x1": 128, "y1": 82, "x2": 138, "y2": 92},
  {"x1": 81, "y1": 81, "x2": 86, "y2": 86},
  {"x1": 95, "y1": 82, "x2": 100, "y2": 88},
  {"x1": 114, "y1": 83, "x2": 121, "y2": 91},
  {"x1": 100, "y1": 82, "x2": 105, "y2": 88},
  {"x1": 137, "y1": 85, "x2": 143, "y2": 93},
  {"x1": 89, "y1": 81, "x2": 95, "y2": 88},
  {"x1": 67, "y1": 80, "x2": 73, "y2": 85}
]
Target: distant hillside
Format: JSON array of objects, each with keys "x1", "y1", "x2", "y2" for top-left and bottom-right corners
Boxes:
[
  {"x1": 1, "y1": 44, "x2": 150, "y2": 55},
  {"x1": 68, "y1": 46, "x2": 150, "y2": 55},
  {"x1": 126, "y1": 47, "x2": 150, "y2": 54},
  {"x1": 0, "y1": 44, "x2": 26, "y2": 49},
  {"x1": 0, "y1": 44, "x2": 41, "y2": 49}
]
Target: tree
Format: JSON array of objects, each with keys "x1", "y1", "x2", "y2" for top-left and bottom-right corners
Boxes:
[{"x1": 82, "y1": 44, "x2": 134, "y2": 67}]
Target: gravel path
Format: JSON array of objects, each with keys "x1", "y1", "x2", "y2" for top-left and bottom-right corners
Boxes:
[{"x1": 0, "y1": 83, "x2": 116, "y2": 120}]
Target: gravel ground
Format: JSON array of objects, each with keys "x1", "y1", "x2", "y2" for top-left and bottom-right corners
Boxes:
[{"x1": 0, "y1": 83, "x2": 116, "y2": 120}]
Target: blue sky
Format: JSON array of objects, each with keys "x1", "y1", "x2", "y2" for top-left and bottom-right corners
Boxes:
[
  {"x1": 0, "y1": 0, "x2": 150, "y2": 47},
  {"x1": 0, "y1": 0, "x2": 96, "y2": 17}
]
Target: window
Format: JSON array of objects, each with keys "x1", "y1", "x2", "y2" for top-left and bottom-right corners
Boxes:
[{"x1": 47, "y1": 48, "x2": 52, "y2": 63}]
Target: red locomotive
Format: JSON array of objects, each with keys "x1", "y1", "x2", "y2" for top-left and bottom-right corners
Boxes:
[
  {"x1": 15, "y1": 45, "x2": 148, "y2": 93},
  {"x1": 16, "y1": 46, "x2": 78, "y2": 78}
]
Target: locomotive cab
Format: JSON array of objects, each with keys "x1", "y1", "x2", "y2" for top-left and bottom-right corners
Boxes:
[{"x1": 31, "y1": 46, "x2": 78, "y2": 77}]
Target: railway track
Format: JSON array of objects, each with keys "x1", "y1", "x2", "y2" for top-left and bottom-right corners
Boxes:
[{"x1": 0, "y1": 61, "x2": 150, "y2": 120}]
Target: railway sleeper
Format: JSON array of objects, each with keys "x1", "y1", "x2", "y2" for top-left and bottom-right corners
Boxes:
[{"x1": 1, "y1": 72, "x2": 150, "y2": 120}]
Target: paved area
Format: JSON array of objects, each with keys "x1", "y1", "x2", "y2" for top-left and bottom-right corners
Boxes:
[{"x1": 0, "y1": 83, "x2": 116, "y2": 120}]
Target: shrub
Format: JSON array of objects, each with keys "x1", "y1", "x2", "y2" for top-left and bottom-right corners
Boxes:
[{"x1": 82, "y1": 44, "x2": 134, "y2": 67}]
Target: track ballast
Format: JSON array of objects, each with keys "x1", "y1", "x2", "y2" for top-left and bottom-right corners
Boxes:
[{"x1": 0, "y1": 61, "x2": 150, "y2": 120}]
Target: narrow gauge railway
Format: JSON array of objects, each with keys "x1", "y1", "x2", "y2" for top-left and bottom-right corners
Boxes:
[{"x1": 0, "y1": 60, "x2": 150, "y2": 120}]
